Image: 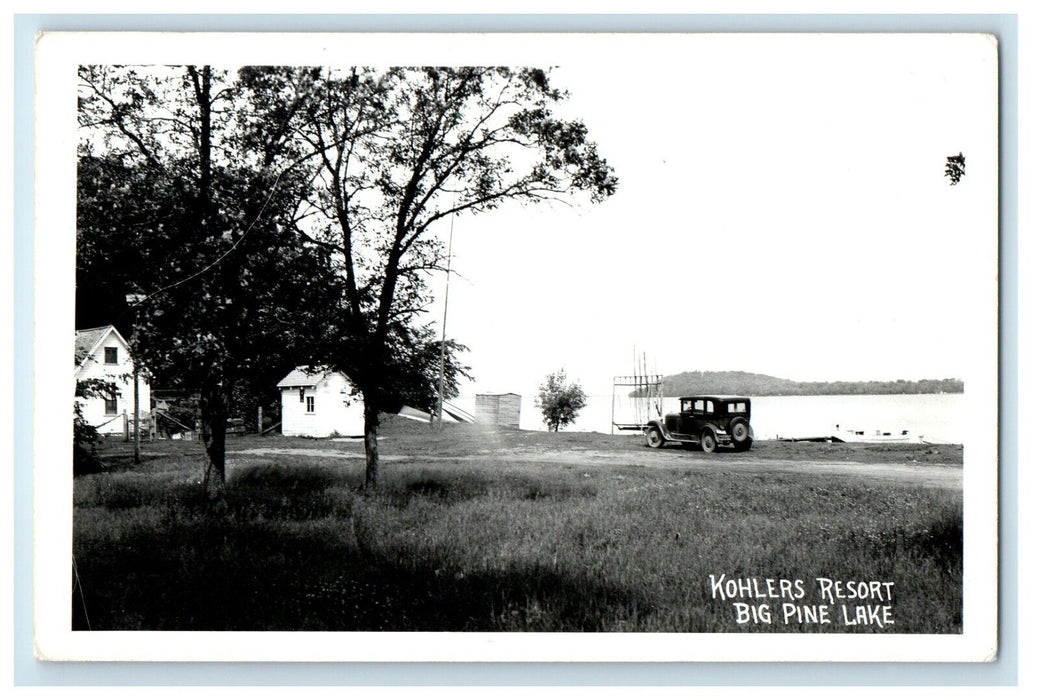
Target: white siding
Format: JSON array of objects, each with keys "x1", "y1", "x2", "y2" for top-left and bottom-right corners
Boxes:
[
  {"x1": 280, "y1": 372, "x2": 364, "y2": 437},
  {"x1": 75, "y1": 329, "x2": 151, "y2": 435}
]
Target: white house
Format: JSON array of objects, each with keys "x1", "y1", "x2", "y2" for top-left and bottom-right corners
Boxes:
[
  {"x1": 74, "y1": 325, "x2": 151, "y2": 435},
  {"x1": 277, "y1": 367, "x2": 364, "y2": 438}
]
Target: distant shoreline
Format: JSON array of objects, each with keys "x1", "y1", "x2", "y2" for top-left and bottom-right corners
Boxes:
[{"x1": 634, "y1": 371, "x2": 964, "y2": 398}]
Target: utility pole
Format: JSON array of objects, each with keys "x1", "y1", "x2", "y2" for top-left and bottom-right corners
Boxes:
[
  {"x1": 126, "y1": 293, "x2": 145, "y2": 464},
  {"x1": 436, "y1": 212, "x2": 455, "y2": 428}
]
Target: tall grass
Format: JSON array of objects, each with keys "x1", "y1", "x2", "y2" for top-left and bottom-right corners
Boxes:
[{"x1": 73, "y1": 436, "x2": 961, "y2": 632}]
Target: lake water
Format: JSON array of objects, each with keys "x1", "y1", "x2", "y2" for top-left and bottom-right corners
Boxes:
[{"x1": 450, "y1": 393, "x2": 964, "y2": 444}]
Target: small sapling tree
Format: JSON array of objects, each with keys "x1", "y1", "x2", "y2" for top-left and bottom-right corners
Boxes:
[{"x1": 536, "y1": 369, "x2": 588, "y2": 432}]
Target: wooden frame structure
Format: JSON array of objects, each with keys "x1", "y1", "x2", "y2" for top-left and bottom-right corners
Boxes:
[{"x1": 611, "y1": 372, "x2": 664, "y2": 434}]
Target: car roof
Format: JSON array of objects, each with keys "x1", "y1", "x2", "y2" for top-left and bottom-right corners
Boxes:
[{"x1": 679, "y1": 395, "x2": 752, "y2": 402}]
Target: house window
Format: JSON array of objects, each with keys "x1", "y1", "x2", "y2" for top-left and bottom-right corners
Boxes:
[
  {"x1": 104, "y1": 347, "x2": 118, "y2": 364},
  {"x1": 306, "y1": 396, "x2": 315, "y2": 414},
  {"x1": 299, "y1": 387, "x2": 305, "y2": 402},
  {"x1": 104, "y1": 396, "x2": 117, "y2": 415}
]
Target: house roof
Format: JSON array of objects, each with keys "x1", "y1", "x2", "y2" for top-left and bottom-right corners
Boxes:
[
  {"x1": 276, "y1": 366, "x2": 335, "y2": 388},
  {"x1": 74, "y1": 325, "x2": 126, "y2": 366}
]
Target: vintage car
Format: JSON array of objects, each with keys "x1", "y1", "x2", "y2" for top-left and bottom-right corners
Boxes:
[{"x1": 644, "y1": 396, "x2": 754, "y2": 452}]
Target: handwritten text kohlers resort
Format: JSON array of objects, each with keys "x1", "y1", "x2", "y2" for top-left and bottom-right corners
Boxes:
[{"x1": 709, "y1": 574, "x2": 896, "y2": 628}]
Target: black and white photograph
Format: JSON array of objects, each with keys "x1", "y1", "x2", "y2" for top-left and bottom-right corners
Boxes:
[{"x1": 33, "y1": 30, "x2": 999, "y2": 663}]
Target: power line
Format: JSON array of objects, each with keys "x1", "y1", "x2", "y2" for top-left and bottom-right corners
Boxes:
[{"x1": 127, "y1": 165, "x2": 294, "y2": 309}]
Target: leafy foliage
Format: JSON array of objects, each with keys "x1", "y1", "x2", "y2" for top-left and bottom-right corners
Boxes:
[
  {"x1": 282, "y1": 66, "x2": 617, "y2": 486},
  {"x1": 536, "y1": 369, "x2": 588, "y2": 432},
  {"x1": 78, "y1": 65, "x2": 341, "y2": 490},
  {"x1": 77, "y1": 65, "x2": 616, "y2": 491},
  {"x1": 74, "y1": 378, "x2": 117, "y2": 475},
  {"x1": 945, "y1": 152, "x2": 966, "y2": 185},
  {"x1": 378, "y1": 327, "x2": 473, "y2": 415}
]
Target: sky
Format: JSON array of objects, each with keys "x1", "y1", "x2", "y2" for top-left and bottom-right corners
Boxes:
[
  {"x1": 49, "y1": 32, "x2": 998, "y2": 400},
  {"x1": 419, "y1": 34, "x2": 999, "y2": 397}
]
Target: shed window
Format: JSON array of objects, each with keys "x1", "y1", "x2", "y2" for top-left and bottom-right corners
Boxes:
[
  {"x1": 306, "y1": 396, "x2": 315, "y2": 414},
  {"x1": 104, "y1": 347, "x2": 118, "y2": 364},
  {"x1": 104, "y1": 396, "x2": 117, "y2": 415},
  {"x1": 299, "y1": 387, "x2": 305, "y2": 402}
]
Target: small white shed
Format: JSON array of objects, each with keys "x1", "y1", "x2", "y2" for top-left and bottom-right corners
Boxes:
[
  {"x1": 277, "y1": 367, "x2": 364, "y2": 438},
  {"x1": 475, "y1": 393, "x2": 522, "y2": 429},
  {"x1": 74, "y1": 325, "x2": 151, "y2": 435}
]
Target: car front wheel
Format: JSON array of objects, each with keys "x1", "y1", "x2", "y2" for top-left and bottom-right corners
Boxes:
[{"x1": 645, "y1": 426, "x2": 665, "y2": 449}]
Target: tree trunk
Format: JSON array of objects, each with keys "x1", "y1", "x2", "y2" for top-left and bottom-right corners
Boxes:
[
  {"x1": 363, "y1": 399, "x2": 380, "y2": 491},
  {"x1": 199, "y1": 378, "x2": 228, "y2": 496},
  {"x1": 188, "y1": 65, "x2": 213, "y2": 220}
]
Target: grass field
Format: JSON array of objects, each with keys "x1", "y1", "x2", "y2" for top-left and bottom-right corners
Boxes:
[{"x1": 72, "y1": 418, "x2": 962, "y2": 633}]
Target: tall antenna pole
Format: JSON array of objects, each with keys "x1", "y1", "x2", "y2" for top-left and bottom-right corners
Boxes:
[{"x1": 436, "y1": 210, "x2": 455, "y2": 428}]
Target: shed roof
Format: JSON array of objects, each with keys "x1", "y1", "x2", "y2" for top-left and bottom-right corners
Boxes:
[{"x1": 276, "y1": 366, "x2": 335, "y2": 388}]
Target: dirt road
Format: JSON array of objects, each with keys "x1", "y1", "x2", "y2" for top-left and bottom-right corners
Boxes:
[{"x1": 230, "y1": 439, "x2": 962, "y2": 490}]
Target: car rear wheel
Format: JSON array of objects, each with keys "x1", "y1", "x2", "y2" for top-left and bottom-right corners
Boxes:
[
  {"x1": 700, "y1": 430, "x2": 717, "y2": 453},
  {"x1": 730, "y1": 418, "x2": 752, "y2": 451},
  {"x1": 645, "y1": 426, "x2": 665, "y2": 449}
]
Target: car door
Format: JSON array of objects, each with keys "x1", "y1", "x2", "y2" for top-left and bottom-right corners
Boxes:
[
  {"x1": 689, "y1": 398, "x2": 715, "y2": 436},
  {"x1": 681, "y1": 398, "x2": 706, "y2": 436}
]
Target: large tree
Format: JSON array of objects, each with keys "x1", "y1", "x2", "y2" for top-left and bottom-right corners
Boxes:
[
  {"x1": 78, "y1": 65, "x2": 337, "y2": 492},
  {"x1": 78, "y1": 65, "x2": 616, "y2": 492},
  {"x1": 290, "y1": 67, "x2": 617, "y2": 488}
]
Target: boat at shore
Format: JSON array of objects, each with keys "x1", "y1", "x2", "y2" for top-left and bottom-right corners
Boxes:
[
  {"x1": 778, "y1": 425, "x2": 925, "y2": 444},
  {"x1": 832, "y1": 427, "x2": 924, "y2": 444}
]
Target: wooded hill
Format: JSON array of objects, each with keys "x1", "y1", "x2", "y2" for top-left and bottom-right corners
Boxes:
[{"x1": 646, "y1": 371, "x2": 964, "y2": 397}]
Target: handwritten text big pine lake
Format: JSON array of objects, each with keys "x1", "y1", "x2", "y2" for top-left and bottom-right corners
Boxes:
[{"x1": 710, "y1": 575, "x2": 896, "y2": 628}]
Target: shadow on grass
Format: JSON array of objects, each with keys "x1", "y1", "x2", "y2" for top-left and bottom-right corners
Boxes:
[
  {"x1": 73, "y1": 514, "x2": 648, "y2": 631},
  {"x1": 295, "y1": 554, "x2": 648, "y2": 632},
  {"x1": 88, "y1": 463, "x2": 352, "y2": 514},
  {"x1": 231, "y1": 463, "x2": 347, "y2": 494},
  {"x1": 812, "y1": 506, "x2": 962, "y2": 633},
  {"x1": 902, "y1": 510, "x2": 962, "y2": 572},
  {"x1": 396, "y1": 475, "x2": 488, "y2": 506},
  {"x1": 74, "y1": 449, "x2": 169, "y2": 476},
  {"x1": 74, "y1": 461, "x2": 626, "y2": 631},
  {"x1": 854, "y1": 506, "x2": 963, "y2": 575},
  {"x1": 74, "y1": 459, "x2": 960, "y2": 633},
  {"x1": 387, "y1": 471, "x2": 598, "y2": 507}
]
